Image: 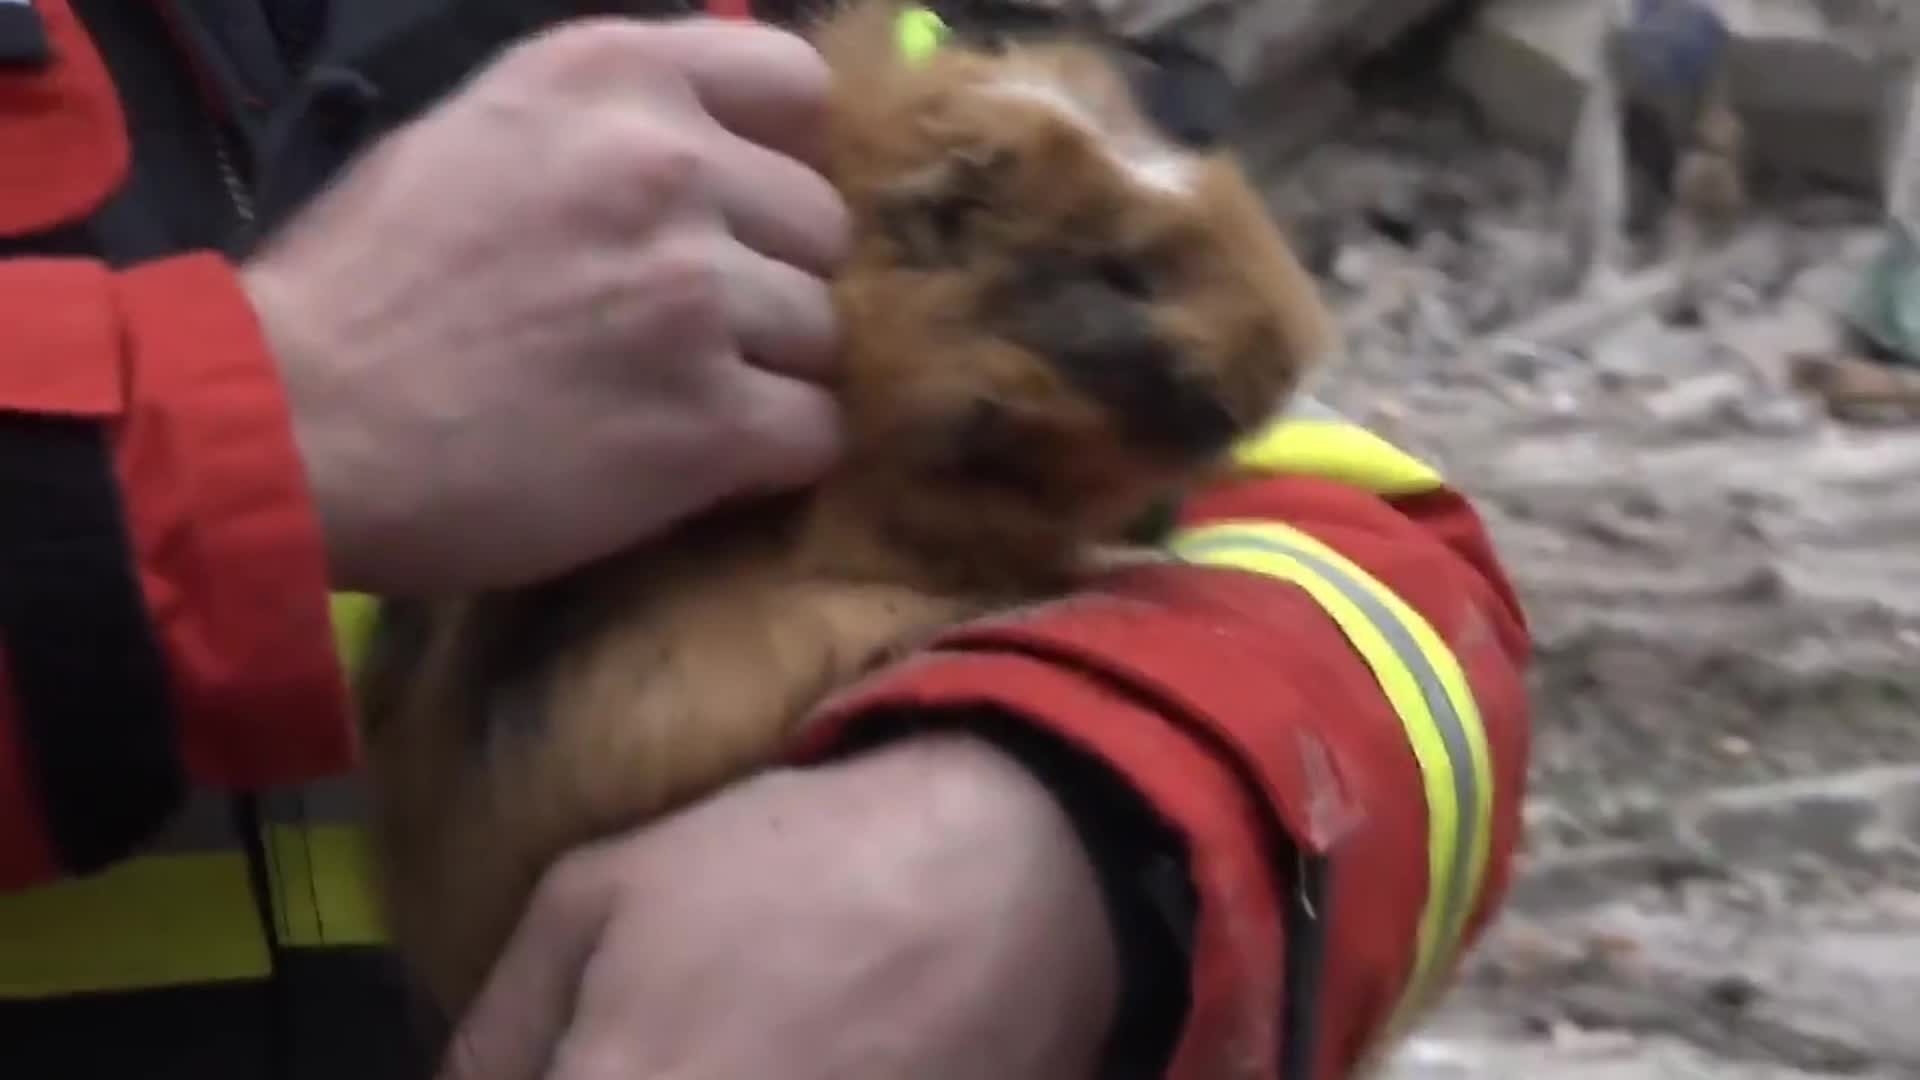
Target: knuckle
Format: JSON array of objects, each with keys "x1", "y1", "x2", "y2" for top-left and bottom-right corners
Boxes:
[
  {"x1": 743, "y1": 25, "x2": 833, "y2": 103},
  {"x1": 569, "y1": 107, "x2": 700, "y2": 194},
  {"x1": 641, "y1": 241, "x2": 727, "y2": 326},
  {"x1": 607, "y1": 120, "x2": 703, "y2": 199},
  {"x1": 653, "y1": 19, "x2": 830, "y2": 90},
  {"x1": 566, "y1": 120, "x2": 705, "y2": 230},
  {"x1": 502, "y1": 17, "x2": 657, "y2": 87}
]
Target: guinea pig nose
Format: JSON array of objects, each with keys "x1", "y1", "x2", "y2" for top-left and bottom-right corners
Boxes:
[{"x1": 1118, "y1": 39, "x2": 1237, "y2": 151}]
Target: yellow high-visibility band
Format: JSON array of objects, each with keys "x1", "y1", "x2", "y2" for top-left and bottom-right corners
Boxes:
[
  {"x1": 895, "y1": 5, "x2": 949, "y2": 64},
  {"x1": 263, "y1": 824, "x2": 388, "y2": 949},
  {"x1": 330, "y1": 591, "x2": 381, "y2": 682},
  {"x1": 0, "y1": 824, "x2": 387, "y2": 998},
  {"x1": 0, "y1": 852, "x2": 272, "y2": 997},
  {"x1": 1231, "y1": 416, "x2": 1445, "y2": 497},
  {"x1": 1167, "y1": 519, "x2": 1492, "y2": 1028}
]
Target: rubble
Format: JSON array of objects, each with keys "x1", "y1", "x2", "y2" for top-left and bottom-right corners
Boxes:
[
  {"x1": 1251, "y1": 24, "x2": 1920, "y2": 1073},
  {"x1": 1053, "y1": 0, "x2": 1920, "y2": 1072},
  {"x1": 1055, "y1": 0, "x2": 1459, "y2": 85},
  {"x1": 1375, "y1": 770, "x2": 1920, "y2": 1079},
  {"x1": 1789, "y1": 349, "x2": 1920, "y2": 424},
  {"x1": 1448, "y1": 0, "x2": 1913, "y2": 197}
]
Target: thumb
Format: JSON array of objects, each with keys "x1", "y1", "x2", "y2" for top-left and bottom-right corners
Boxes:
[{"x1": 435, "y1": 851, "x2": 619, "y2": 1080}]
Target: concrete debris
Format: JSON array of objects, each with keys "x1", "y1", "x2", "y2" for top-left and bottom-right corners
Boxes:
[
  {"x1": 1373, "y1": 769, "x2": 1920, "y2": 1079},
  {"x1": 1256, "y1": 21, "x2": 1920, "y2": 1070},
  {"x1": 1448, "y1": 0, "x2": 1913, "y2": 197},
  {"x1": 1485, "y1": 232, "x2": 1775, "y2": 351},
  {"x1": 1031, "y1": 0, "x2": 1457, "y2": 83},
  {"x1": 1789, "y1": 349, "x2": 1920, "y2": 423}
]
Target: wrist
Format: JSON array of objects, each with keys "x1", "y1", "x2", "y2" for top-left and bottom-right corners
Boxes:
[
  {"x1": 809, "y1": 727, "x2": 1122, "y2": 1071},
  {"x1": 238, "y1": 260, "x2": 375, "y2": 591},
  {"x1": 817, "y1": 712, "x2": 1193, "y2": 1079},
  {"x1": 941, "y1": 713, "x2": 1196, "y2": 1080}
]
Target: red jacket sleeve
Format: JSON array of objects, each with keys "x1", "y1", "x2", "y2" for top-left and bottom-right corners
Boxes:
[
  {"x1": 788, "y1": 471, "x2": 1533, "y2": 1079},
  {"x1": 0, "y1": 254, "x2": 358, "y2": 889}
]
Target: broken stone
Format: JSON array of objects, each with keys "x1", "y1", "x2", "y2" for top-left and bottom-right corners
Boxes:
[
  {"x1": 1449, "y1": 0, "x2": 1909, "y2": 197},
  {"x1": 1117, "y1": 0, "x2": 1457, "y2": 88},
  {"x1": 1788, "y1": 349, "x2": 1920, "y2": 424},
  {"x1": 1672, "y1": 766, "x2": 1920, "y2": 871}
]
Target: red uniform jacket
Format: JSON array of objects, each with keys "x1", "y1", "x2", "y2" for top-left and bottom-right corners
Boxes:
[
  {"x1": 0, "y1": 2, "x2": 1533, "y2": 1077},
  {"x1": 0, "y1": 0, "x2": 355, "y2": 882}
]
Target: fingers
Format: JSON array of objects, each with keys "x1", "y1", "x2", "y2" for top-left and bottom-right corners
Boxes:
[
  {"x1": 708, "y1": 239, "x2": 839, "y2": 383},
  {"x1": 434, "y1": 851, "x2": 618, "y2": 1080},
  {"x1": 704, "y1": 125, "x2": 850, "y2": 276},
  {"x1": 507, "y1": 17, "x2": 849, "y2": 273},
  {"x1": 641, "y1": 19, "x2": 835, "y2": 170},
  {"x1": 724, "y1": 365, "x2": 845, "y2": 495}
]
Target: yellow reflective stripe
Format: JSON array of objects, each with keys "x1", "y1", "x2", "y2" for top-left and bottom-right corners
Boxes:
[
  {"x1": 1167, "y1": 520, "x2": 1492, "y2": 1024},
  {"x1": 0, "y1": 825, "x2": 386, "y2": 997},
  {"x1": 265, "y1": 823, "x2": 389, "y2": 949},
  {"x1": 330, "y1": 591, "x2": 381, "y2": 681},
  {"x1": 1231, "y1": 416, "x2": 1446, "y2": 496},
  {"x1": 0, "y1": 851, "x2": 272, "y2": 997}
]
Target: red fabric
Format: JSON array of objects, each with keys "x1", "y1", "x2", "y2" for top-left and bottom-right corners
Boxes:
[
  {"x1": 792, "y1": 473, "x2": 1533, "y2": 1079},
  {"x1": 0, "y1": 0, "x2": 128, "y2": 237},
  {"x1": 0, "y1": 252, "x2": 361, "y2": 884},
  {"x1": 705, "y1": 0, "x2": 755, "y2": 19},
  {"x1": 0, "y1": 258, "x2": 124, "y2": 416},
  {"x1": 111, "y1": 254, "x2": 359, "y2": 789},
  {"x1": 796, "y1": 649, "x2": 1290, "y2": 1075}
]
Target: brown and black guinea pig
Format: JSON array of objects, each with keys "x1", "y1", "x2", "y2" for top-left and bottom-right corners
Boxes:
[{"x1": 354, "y1": 0, "x2": 1337, "y2": 1019}]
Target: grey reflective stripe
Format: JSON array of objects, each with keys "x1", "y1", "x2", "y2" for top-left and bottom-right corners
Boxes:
[
  {"x1": 143, "y1": 776, "x2": 372, "y2": 853},
  {"x1": 298, "y1": 775, "x2": 369, "y2": 822},
  {"x1": 260, "y1": 775, "x2": 369, "y2": 827},
  {"x1": 1175, "y1": 530, "x2": 1482, "y2": 965},
  {"x1": 145, "y1": 789, "x2": 239, "y2": 853}
]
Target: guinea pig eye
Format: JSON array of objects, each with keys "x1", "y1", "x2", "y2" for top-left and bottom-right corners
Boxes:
[
  {"x1": 882, "y1": 190, "x2": 984, "y2": 268},
  {"x1": 876, "y1": 147, "x2": 1012, "y2": 269},
  {"x1": 929, "y1": 194, "x2": 976, "y2": 250},
  {"x1": 1091, "y1": 255, "x2": 1151, "y2": 299}
]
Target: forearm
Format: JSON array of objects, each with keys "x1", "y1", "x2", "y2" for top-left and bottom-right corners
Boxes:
[
  {"x1": 793, "y1": 475, "x2": 1534, "y2": 1079},
  {"x1": 826, "y1": 707, "x2": 1193, "y2": 1078},
  {"x1": 0, "y1": 254, "x2": 357, "y2": 888}
]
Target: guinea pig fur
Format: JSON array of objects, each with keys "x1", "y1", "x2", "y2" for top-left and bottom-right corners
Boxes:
[{"x1": 354, "y1": 0, "x2": 1337, "y2": 1020}]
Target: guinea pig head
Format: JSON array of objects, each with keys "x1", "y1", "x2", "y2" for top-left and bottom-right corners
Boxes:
[{"x1": 812, "y1": 3, "x2": 1333, "y2": 571}]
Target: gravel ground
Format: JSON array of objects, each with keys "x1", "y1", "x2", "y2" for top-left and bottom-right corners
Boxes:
[{"x1": 1257, "y1": 82, "x2": 1920, "y2": 1078}]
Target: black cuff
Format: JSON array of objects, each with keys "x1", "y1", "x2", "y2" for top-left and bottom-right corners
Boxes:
[
  {"x1": 827, "y1": 705, "x2": 1196, "y2": 1079},
  {"x1": 0, "y1": 0, "x2": 49, "y2": 69},
  {"x1": 0, "y1": 413, "x2": 187, "y2": 874}
]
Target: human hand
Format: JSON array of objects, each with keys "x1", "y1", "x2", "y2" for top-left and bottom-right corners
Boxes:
[
  {"x1": 436, "y1": 732, "x2": 1119, "y2": 1080},
  {"x1": 241, "y1": 17, "x2": 850, "y2": 595}
]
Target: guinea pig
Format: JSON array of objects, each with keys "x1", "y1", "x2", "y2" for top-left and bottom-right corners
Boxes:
[{"x1": 354, "y1": 0, "x2": 1336, "y2": 1021}]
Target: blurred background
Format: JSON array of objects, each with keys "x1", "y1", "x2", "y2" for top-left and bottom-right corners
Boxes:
[{"x1": 1055, "y1": 0, "x2": 1920, "y2": 1075}]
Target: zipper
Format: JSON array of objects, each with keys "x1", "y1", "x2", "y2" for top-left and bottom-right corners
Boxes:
[
  {"x1": 207, "y1": 117, "x2": 259, "y2": 244},
  {"x1": 1277, "y1": 845, "x2": 1333, "y2": 1080}
]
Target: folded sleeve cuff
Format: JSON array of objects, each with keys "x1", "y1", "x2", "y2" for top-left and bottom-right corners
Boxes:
[
  {"x1": 110, "y1": 252, "x2": 358, "y2": 787},
  {"x1": 791, "y1": 645, "x2": 1294, "y2": 1079}
]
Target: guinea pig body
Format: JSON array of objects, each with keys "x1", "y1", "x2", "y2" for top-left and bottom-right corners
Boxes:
[{"x1": 358, "y1": 0, "x2": 1334, "y2": 1019}]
